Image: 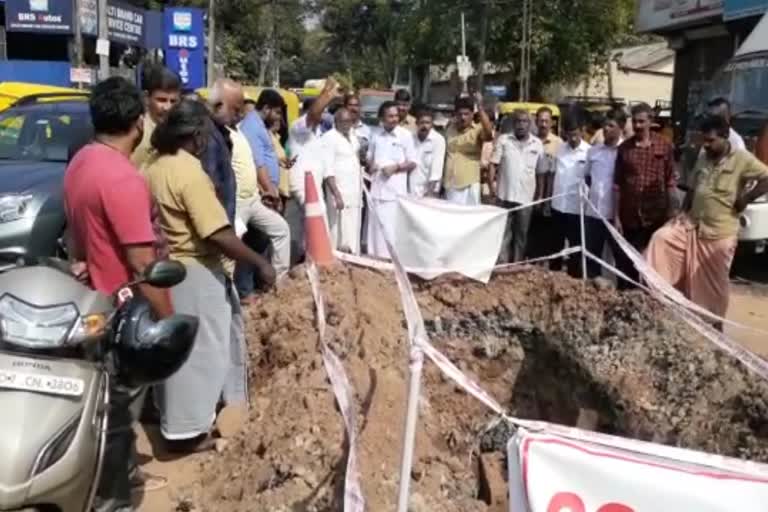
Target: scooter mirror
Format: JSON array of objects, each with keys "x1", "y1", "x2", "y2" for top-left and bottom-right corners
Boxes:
[{"x1": 143, "y1": 260, "x2": 186, "y2": 288}]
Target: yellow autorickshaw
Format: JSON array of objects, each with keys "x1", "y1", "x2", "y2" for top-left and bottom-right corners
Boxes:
[
  {"x1": 195, "y1": 86, "x2": 300, "y2": 127},
  {"x1": 497, "y1": 102, "x2": 561, "y2": 134}
]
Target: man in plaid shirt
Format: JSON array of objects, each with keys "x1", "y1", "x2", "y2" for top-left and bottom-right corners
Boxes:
[{"x1": 613, "y1": 103, "x2": 678, "y2": 289}]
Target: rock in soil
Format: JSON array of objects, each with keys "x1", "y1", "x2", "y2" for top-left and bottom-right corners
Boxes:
[{"x1": 190, "y1": 265, "x2": 768, "y2": 511}]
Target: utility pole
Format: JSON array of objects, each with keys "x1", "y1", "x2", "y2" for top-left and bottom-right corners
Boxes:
[
  {"x1": 457, "y1": 11, "x2": 469, "y2": 95},
  {"x1": 207, "y1": 0, "x2": 216, "y2": 86},
  {"x1": 525, "y1": 0, "x2": 532, "y2": 100},
  {"x1": 477, "y1": 0, "x2": 491, "y2": 95},
  {"x1": 518, "y1": 0, "x2": 528, "y2": 101},
  {"x1": 98, "y1": 0, "x2": 109, "y2": 80}
]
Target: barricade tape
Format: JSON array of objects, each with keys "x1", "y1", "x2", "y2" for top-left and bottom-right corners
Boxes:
[
  {"x1": 582, "y1": 195, "x2": 768, "y2": 380},
  {"x1": 305, "y1": 264, "x2": 365, "y2": 511},
  {"x1": 333, "y1": 245, "x2": 582, "y2": 276},
  {"x1": 307, "y1": 182, "x2": 768, "y2": 509}
]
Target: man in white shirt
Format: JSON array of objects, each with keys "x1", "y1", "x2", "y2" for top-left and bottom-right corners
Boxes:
[
  {"x1": 343, "y1": 93, "x2": 372, "y2": 164},
  {"x1": 489, "y1": 110, "x2": 546, "y2": 263},
  {"x1": 411, "y1": 107, "x2": 446, "y2": 198},
  {"x1": 288, "y1": 77, "x2": 340, "y2": 157},
  {"x1": 321, "y1": 108, "x2": 364, "y2": 254},
  {"x1": 584, "y1": 108, "x2": 626, "y2": 278},
  {"x1": 550, "y1": 118, "x2": 591, "y2": 277},
  {"x1": 366, "y1": 101, "x2": 418, "y2": 258},
  {"x1": 707, "y1": 97, "x2": 746, "y2": 150}
]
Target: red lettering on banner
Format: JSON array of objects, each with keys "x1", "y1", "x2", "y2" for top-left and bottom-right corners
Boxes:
[
  {"x1": 547, "y1": 493, "x2": 634, "y2": 512},
  {"x1": 547, "y1": 492, "x2": 585, "y2": 512},
  {"x1": 597, "y1": 504, "x2": 634, "y2": 512}
]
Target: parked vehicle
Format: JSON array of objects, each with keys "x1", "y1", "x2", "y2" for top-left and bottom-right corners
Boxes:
[
  {"x1": 359, "y1": 88, "x2": 395, "y2": 126},
  {"x1": 0, "y1": 93, "x2": 91, "y2": 270},
  {"x1": 686, "y1": 12, "x2": 768, "y2": 253},
  {"x1": 0, "y1": 257, "x2": 196, "y2": 512},
  {"x1": 0, "y1": 82, "x2": 83, "y2": 113}
]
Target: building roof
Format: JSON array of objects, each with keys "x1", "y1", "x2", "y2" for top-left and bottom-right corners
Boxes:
[
  {"x1": 612, "y1": 42, "x2": 674, "y2": 71},
  {"x1": 735, "y1": 12, "x2": 768, "y2": 58}
]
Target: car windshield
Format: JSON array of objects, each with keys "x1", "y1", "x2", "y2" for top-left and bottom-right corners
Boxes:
[
  {"x1": 360, "y1": 94, "x2": 392, "y2": 112},
  {"x1": 0, "y1": 107, "x2": 91, "y2": 162}
]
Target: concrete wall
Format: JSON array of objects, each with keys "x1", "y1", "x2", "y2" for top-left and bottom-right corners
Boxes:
[{"x1": 551, "y1": 60, "x2": 674, "y2": 105}]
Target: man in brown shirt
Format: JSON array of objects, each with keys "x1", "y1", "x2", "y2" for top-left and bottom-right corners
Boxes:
[
  {"x1": 613, "y1": 102, "x2": 678, "y2": 289},
  {"x1": 647, "y1": 115, "x2": 768, "y2": 324}
]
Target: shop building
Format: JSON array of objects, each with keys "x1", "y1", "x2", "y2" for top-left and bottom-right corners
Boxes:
[{"x1": 636, "y1": 0, "x2": 767, "y2": 140}]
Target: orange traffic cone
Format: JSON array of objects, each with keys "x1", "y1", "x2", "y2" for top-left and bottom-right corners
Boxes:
[{"x1": 304, "y1": 170, "x2": 334, "y2": 266}]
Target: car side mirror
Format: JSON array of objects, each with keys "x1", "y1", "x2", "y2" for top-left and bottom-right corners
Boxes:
[{"x1": 143, "y1": 260, "x2": 186, "y2": 288}]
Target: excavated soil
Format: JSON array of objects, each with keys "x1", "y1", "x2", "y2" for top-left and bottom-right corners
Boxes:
[{"x1": 180, "y1": 264, "x2": 768, "y2": 511}]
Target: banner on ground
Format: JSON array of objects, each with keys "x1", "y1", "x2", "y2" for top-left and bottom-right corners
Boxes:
[
  {"x1": 508, "y1": 428, "x2": 768, "y2": 512},
  {"x1": 392, "y1": 197, "x2": 507, "y2": 283}
]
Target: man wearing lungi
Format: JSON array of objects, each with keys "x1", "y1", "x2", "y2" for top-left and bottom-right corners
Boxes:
[{"x1": 646, "y1": 114, "x2": 768, "y2": 326}]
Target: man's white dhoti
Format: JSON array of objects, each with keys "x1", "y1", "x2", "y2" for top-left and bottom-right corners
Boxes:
[
  {"x1": 445, "y1": 183, "x2": 481, "y2": 205},
  {"x1": 366, "y1": 199, "x2": 397, "y2": 258},
  {"x1": 327, "y1": 204, "x2": 362, "y2": 254}
]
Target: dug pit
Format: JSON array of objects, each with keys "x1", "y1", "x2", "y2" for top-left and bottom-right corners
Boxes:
[{"x1": 183, "y1": 265, "x2": 768, "y2": 511}]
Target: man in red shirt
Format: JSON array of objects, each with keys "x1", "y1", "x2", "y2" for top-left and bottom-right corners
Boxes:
[
  {"x1": 613, "y1": 103, "x2": 678, "y2": 290},
  {"x1": 64, "y1": 76, "x2": 173, "y2": 512}
]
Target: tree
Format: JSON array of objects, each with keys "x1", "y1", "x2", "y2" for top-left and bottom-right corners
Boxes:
[{"x1": 319, "y1": 0, "x2": 647, "y2": 98}]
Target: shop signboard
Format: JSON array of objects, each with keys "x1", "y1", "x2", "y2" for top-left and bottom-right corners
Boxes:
[
  {"x1": 724, "y1": 0, "x2": 768, "y2": 19},
  {"x1": 636, "y1": 0, "x2": 724, "y2": 33},
  {"x1": 5, "y1": 0, "x2": 74, "y2": 34},
  {"x1": 163, "y1": 7, "x2": 205, "y2": 90},
  {"x1": 107, "y1": 0, "x2": 145, "y2": 46}
]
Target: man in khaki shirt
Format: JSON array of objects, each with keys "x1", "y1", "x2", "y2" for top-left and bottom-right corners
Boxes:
[
  {"x1": 131, "y1": 65, "x2": 181, "y2": 169},
  {"x1": 647, "y1": 115, "x2": 768, "y2": 323},
  {"x1": 528, "y1": 106, "x2": 563, "y2": 259},
  {"x1": 442, "y1": 93, "x2": 494, "y2": 205}
]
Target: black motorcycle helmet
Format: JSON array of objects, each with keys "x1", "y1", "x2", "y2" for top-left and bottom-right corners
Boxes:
[{"x1": 111, "y1": 296, "x2": 198, "y2": 388}]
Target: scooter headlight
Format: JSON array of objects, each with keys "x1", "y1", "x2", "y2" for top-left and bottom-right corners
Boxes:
[{"x1": 0, "y1": 294, "x2": 79, "y2": 349}]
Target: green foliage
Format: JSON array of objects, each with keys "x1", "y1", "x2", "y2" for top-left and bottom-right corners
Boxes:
[{"x1": 319, "y1": 0, "x2": 646, "y2": 94}]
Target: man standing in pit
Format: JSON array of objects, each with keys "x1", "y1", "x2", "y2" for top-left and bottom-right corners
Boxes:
[
  {"x1": 442, "y1": 94, "x2": 494, "y2": 206},
  {"x1": 613, "y1": 102, "x2": 678, "y2": 289},
  {"x1": 489, "y1": 110, "x2": 546, "y2": 263},
  {"x1": 411, "y1": 107, "x2": 446, "y2": 198},
  {"x1": 132, "y1": 65, "x2": 181, "y2": 169},
  {"x1": 647, "y1": 115, "x2": 768, "y2": 326}
]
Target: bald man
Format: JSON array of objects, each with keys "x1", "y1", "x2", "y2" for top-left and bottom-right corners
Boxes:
[{"x1": 202, "y1": 78, "x2": 243, "y2": 223}]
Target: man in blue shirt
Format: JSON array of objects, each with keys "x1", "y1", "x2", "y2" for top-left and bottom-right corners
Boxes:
[{"x1": 239, "y1": 89, "x2": 284, "y2": 198}]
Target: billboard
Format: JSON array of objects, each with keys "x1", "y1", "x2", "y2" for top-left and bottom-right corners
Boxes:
[
  {"x1": 636, "y1": 0, "x2": 724, "y2": 33},
  {"x1": 724, "y1": 0, "x2": 768, "y2": 19},
  {"x1": 107, "y1": 0, "x2": 145, "y2": 46},
  {"x1": 163, "y1": 7, "x2": 205, "y2": 90},
  {"x1": 5, "y1": 0, "x2": 74, "y2": 34},
  {"x1": 80, "y1": 0, "x2": 98, "y2": 37}
]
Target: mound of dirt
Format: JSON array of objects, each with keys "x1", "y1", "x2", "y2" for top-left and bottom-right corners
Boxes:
[{"x1": 184, "y1": 264, "x2": 768, "y2": 511}]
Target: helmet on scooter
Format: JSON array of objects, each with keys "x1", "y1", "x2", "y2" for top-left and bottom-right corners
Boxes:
[{"x1": 111, "y1": 296, "x2": 198, "y2": 387}]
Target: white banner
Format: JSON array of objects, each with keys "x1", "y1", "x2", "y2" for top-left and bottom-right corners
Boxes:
[
  {"x1": 508, "y1": 429, "x2": 768, "y2": 512},
  {"x1": 393, "y1": 197, "x2": 507, "y2": 283}
]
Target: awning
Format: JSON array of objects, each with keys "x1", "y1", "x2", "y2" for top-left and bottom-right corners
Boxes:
[{"x1": 735, "y1": 11, "x2": 768, "y2": 57}]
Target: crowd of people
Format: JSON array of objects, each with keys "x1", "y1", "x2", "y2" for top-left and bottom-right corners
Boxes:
[{"x1": 61, "y1": 65, "x2": 768, "y2": 511}]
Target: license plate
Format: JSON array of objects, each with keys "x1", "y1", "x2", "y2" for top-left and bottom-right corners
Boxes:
[{"x1": 0, "y1": 369, "x2": 85, "y2": 397}]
